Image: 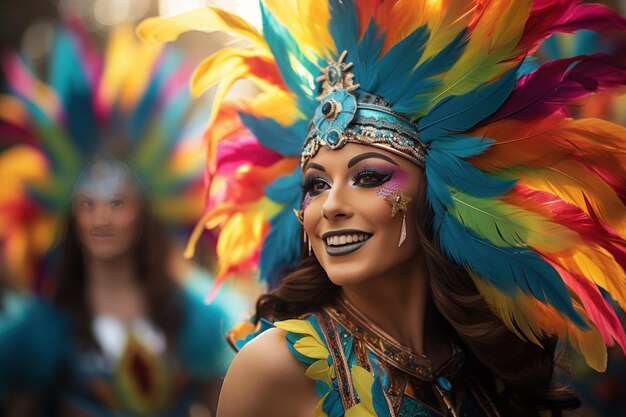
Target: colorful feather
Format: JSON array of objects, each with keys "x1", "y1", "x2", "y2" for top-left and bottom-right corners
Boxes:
[
  {"x1": 137, "y1": 0, "x2": 626, "y2": 368},
  {"x1": 0, "y1": 24, "x2": 207, "y2": 290}
]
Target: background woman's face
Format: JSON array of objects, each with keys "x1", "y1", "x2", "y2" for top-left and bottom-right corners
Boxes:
[
  {"x1": 302, "y1": 143, "x2": 423, "y2": 287},
  {"x1": 74, "y1": 164, "x2": 142, "y2": 263}
]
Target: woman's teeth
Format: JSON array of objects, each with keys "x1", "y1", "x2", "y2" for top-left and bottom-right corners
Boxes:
[{"x1": 326, "y1": 234, "x2": 369, "y2": 246}]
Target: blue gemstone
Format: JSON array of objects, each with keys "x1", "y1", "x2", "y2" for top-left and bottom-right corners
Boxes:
[
  {"x1": 437, "y1": 376, "x2": 452, "y2": 392},
  {"x1": 327, "y1": 131, "x2": 340, "y2": 144},
  {"x1": 322, "y1": 102, "x2": 332, "y2": 116}
]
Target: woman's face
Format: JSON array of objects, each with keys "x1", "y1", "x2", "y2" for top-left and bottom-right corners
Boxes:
[
  {"x1": 302, "y1": 143, "x2": 423, "y2": 286},
  {"x1": 74, "y1": 163, "x2": 142, "y2": 263}
]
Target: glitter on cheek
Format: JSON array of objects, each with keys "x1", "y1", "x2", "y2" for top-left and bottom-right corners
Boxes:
[
  {"x1": 376, "y1": 167, "x2": 409, "y2": 199},
  {"x1": 302, "y1": 194, "x2": 313, "y2": 210}
]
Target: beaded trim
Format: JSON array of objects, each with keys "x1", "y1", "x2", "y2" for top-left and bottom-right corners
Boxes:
[{"x1": 326, "y1": 298, "x2": 465, "y2": 383}]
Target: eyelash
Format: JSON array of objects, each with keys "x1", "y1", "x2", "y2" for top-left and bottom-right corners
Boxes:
[
  {"x1": 352, "y1": 170, "x2": 393, "y2": 188},
  {"x1": 301, "y1": 177, "x2": 329, "y2": 196},
  {"x1": 301, "y1": 169, "x2": 394, "y2": 196}
]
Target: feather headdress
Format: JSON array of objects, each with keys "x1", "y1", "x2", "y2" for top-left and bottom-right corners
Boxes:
[
  {"x1": 138, "y1": 0, "x2": 626, "y2": 371},
  {"x1": 0, "y1": 21, "x2": 206, "y2": 291}
]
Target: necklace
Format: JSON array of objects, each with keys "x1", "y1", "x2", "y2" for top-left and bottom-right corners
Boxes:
[{"x1": 324, "y1": 298, "x2": 466, "y2": 417}]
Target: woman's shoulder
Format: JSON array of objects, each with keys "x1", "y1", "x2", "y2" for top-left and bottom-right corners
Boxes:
[{"x1": 217, "y1": 326, "x2": 318, "y2": 417}]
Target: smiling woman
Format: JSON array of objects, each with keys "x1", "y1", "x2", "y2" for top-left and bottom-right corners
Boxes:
[{"x1": 136, "y1": 1, "x2": 626, "y2": 416}]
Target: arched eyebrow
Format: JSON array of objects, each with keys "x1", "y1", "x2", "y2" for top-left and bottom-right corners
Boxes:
[
  {"x1": 304, "y1": 162, "x2": 325, "y2": 172},
  {"x1": 348, "y1": 152, "x2": 399, "y2": 168}
]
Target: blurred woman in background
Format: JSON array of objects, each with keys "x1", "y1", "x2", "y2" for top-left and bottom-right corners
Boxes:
[{"x1": 2, "y1": 154, "x2": 237, "y2": 417}]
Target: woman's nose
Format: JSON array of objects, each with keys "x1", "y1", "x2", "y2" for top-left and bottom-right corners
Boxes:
[
  {"x1": 92, "y1": 204, "x2": 112, "y2": 226},
  {"x1": 321, "y1": 185, "x2": 353, "y2": 221}
]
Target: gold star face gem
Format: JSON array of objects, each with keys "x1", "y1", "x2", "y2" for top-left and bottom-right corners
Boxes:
[{"x1": 386, "y1": 190, "x2": 411, "y2": 217}]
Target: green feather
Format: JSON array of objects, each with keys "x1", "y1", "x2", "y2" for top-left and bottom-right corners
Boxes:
[{"x1": 447, "y1": 188, "x2": 580, "y2": 252}]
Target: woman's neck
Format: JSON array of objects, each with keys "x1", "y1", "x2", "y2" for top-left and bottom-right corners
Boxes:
[{"x1": 339, "y1": 256, "x2": 448, "y2": 362}]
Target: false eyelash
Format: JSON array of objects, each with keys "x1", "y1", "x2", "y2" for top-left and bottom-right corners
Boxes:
[
  {"x1": 352, "y1": 169, "x2": 393, "y2": 188},
  {"x1": 301, "y1": 176, "x2": 330, "y2": 195}
]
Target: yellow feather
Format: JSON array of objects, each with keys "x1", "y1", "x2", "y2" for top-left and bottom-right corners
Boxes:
[
  {"x1": 275, "y1": 319, "x2": 326, "y2": 346},
  {"x1": 440, "y1": 0, "x2": 530, "y2": 99},
  {"x1": 305, "y1": 360, "x2": 333, "y2": 385},
  {"x1": 242, "y1": 89, "x2": 304, "y2": 125},
  {"x1": 136, "y1": 7, "x2": 265, "y2": 46},
  {"x1": 264, "y1": 0, "x2": 334, "y2": 60},
  {"x1": 420, "y1": 0, "x2": 477, "y2": 63},
  {"x1": 350, "y1": 366, "x2": 375, "y2": 414},
  {"x1": 99, "y1": 26, "x2": 162, "y2": 111},
  {"x1": 191, "y1": 48, "x2": 274, "y2": 97},
  {"x1": 551, "y1": 244, "x2": 626, "y2": 311},
  {"x1": 316, "y1": 394, "x2": 330, "y2": 417},
  {"x1": 190, "y1": 47, "x2": 276, "y2": 131},
  {"x1": 295, "y1": 336, "x2": 331, "y2": 359},
  {"x1": 472, "y1": 274, "x2": 607, "y2": 371},
  {"x1": 513, "y1": 161, "x2": 626, "y2": 239}
]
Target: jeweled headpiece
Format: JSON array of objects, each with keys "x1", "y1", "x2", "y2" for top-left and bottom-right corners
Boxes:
[
  {"x1": 302, "y1": 51, "x2": 427, "y2": 167},
  {"x1": 139, "y1": 0, "x2": 626, "y2": 371}
]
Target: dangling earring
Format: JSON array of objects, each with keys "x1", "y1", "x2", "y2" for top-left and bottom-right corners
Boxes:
[
  {"x1": 385, "y1": 190, "x2": 411, "y2": 247},
  {"x1": 303, "y1": 230, "x2": 312, "y2": 256},
  {"x1": 293, "y1": 209, "x2": 304, "y2": 225},
  {"x1": 295, "y1": 209, "x2": 312, "y2": 255}
]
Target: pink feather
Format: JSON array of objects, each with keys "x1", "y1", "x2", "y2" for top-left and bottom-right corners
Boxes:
[
  {"x1": 520, "y1": 0, "x2": 626, "y2": 52},
  {"x1": 486, "y1": 54, "x2": 626, "y2": 122},
  {"x1": 544, "y1": 258, "x2": 626, "y2": 352}
]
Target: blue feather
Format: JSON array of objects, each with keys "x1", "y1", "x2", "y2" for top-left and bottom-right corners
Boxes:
[
  {"x1": 427, "y1": 148, "x2": 515, "y2": 198},
  {"x1": 260, "y1": 2, "x2": 319, "y2": 116},
  {"x1": 438, "y1": 213, "x2": 587, "y2": 327},
  {"x1": 418, "y1": 66, "x2": 519, "y2": 142},
  {"x1": 373, "y1": 25, "x2": 429, "y2": 104},
  {"x1": 518, "y1": 56, "x2": 539, "y2": 76},
  {"x1": 392, "y1": 30, "x2": 468, "y2": 115},
  {"x1": 259, "y1": 169, "x2": 303, "y2": 287},
  {"x1": 160, "y1": 89, "x2": 191, "y2": 148},
  {"x1": 424, "y1": 155, "x2": 453, "y2": 214},
  {"x1": 49, "y1": 29, "x2": 98, "y2": 156},
  {"x1": 239, "y1": 112, "x2": 307, "y2": 157},
  {"x1": 327, "y1": 0, "x2": 360, "y2": 60},
  {"x1": 355, "y1": 19, "x2": 384, "y2": 92},
  {"x1": 372, "y1": 376, "x2": 392, "y2": 417},
  {"x1": 130, "y1": 62, "x2": 165, "y2": 142},
  {"x1": 429, "y1": 134, "x2": 494, "y2": 159}
]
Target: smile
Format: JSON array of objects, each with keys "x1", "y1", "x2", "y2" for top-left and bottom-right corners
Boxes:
[{"x1": 321, "y1": 230, "x2": 372, "y2": 256}]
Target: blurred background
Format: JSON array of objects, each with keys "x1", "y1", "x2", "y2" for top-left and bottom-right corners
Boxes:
[{"x1": 0, "y1": 1, "x2": 625, "y2": 417}]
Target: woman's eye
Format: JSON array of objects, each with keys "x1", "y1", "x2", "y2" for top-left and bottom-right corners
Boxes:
[
  {"x1": 111, "y1": 200, "x2": 124, "y2": 207},
  {"x1": 81, "y1": 200, "x2": 93, "y2": 208},
  {"x1": 302, "y1": 178, "x2": 330, "y2": 196},
  {"x1": 353, "y1": 171, "x2": 393, "y2": 188}
]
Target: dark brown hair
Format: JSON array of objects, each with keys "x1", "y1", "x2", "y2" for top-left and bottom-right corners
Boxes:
[
  {"x1": 256, "y1": 171, "x2": 579, "y2": 417},
  {"x1": 51, "y1": 154, "x2": 182, "y2": 350}
]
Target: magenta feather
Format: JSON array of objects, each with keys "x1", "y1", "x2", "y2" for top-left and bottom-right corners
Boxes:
[
  {"x1": 486, "y1": 54, "x2": 626, "y2": 122},
  {"x1": 520, "y1": 0, "x2": 626, "y2": 51}
]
